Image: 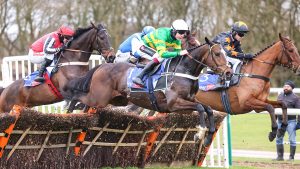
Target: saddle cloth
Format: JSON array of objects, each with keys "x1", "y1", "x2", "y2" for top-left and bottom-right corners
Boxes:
[
  {"x1": 127, "y1": 60, "x2": 168, "y2": 91},
  {"x1": 24, "y1": 67, "x2": 54, "y2": 87}
]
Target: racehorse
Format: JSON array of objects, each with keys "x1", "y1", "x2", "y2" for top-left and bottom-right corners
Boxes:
[
  {"x1": 196, "y1": 33, "x2": 300, "y2": 141},
  {"x1": 0, "y1": 23, "x2": 115, "y2": 113},
  {"x1": 69, "y1": 31, "x2": 201, "y2": 114},
  {"x1": 64, "y1": 37, "x2": 232, "y2": 146}
]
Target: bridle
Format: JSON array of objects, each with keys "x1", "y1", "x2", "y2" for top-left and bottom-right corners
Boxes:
[
  {"x1": 252, "y1": 40, "x2": 299, "y2": 72},
  {"x1": 57, "y1": 26, "x2": 114, "y2": 67},
  {"x1": 186, "y1": 43, "x2": 230, "y2": 75}
]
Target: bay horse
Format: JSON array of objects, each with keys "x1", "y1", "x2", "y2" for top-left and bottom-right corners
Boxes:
[
  {"x1": 196, "y1": 33, "x2": 300, "y2": 142},
  {"x1": 64, "y1": 37, "x2": 232, "y2": 146},
  {"x1": 0, "y1": 23, "x2": 115, "y2": 113}
]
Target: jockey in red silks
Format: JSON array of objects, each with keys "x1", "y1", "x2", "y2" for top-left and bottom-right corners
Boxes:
[{"x1": 28, "y1": 25, "x2": 75, "y2": 82}]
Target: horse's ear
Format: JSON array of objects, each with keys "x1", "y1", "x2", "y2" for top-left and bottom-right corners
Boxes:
[
  {"x1": 191, "y1": 31, "x2": 197, "y2": 36},
  {"x1": 205, "y1": 37, "x2": 212, "y2": 46},
  {"x1": 279, "y1": 33, "x2": 283, "y2": 41},
  {"x1": 90, "y1": 21, "x2": 97, "y2": 29}
]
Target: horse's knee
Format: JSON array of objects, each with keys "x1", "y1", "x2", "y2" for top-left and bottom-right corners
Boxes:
[
  {"x1": 265, "y1": 104, "x2": 274, "y2": 112},
  {"x1": 196, "y1": 104, "x2": 205, "y2": 113}
]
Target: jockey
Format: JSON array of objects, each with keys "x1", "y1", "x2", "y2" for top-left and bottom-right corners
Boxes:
[
  {"x1": 132, "y1": 19, "x2": 189, "y2": 87},
  {"x1": 212, "y1": 21, "x2": 253, "y2": 72},
  {"x1": 28, "y1": 25, "x2": 75, "y2": 82},
  {"x1": 115, "y1": 26, "x2": 155, "y2": 64},
  {"x1": 210, "y1": 21, "x2": 253, "y2": 87}
]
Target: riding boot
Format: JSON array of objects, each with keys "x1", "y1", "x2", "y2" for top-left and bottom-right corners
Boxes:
[
  {"x1": 288, "y1": 145, "x2": 296, "y2": 161},
  {"x1": 34, "y1": 58, "x2": 52, "y2": 82},
  {"x1": 132, "y1": 60, "x2": 158, "y2": 86},
  {"x1": 273, "y1": 144, "x2": 284, "y2": 161}
]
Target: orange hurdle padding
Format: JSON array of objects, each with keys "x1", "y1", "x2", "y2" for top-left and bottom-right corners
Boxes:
[
  {"x1": 143, "y1": 112, "x2": 166, "y2": 162},
  {"x1": 0, "y1": 105, "x2": 22, "y2": 158},
  {"x1": 87, "y1": 107, "x2": 96, "y2": 114},
  {"x1": 74, "y1": 128, "x2": 88, "y2": 156}
]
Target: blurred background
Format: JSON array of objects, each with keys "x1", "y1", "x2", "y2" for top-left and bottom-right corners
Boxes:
[{"x1": 1, "y1": 0, "x2": 300, "y2": 86}]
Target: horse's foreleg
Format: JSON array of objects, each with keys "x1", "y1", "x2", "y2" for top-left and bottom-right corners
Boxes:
[
  {"x1": 245, "y1": 99, "x2": 278, "y2": 142},
  {"x1": 165, "y1": 96, "x2": 210, "y2": 146},
  {"x1": 202, "y1": 105, "x2": 215, "y2": 146},
  {"x1": 266, "y1": 99, "x2": 288, "y2": 138},
  {"x1": 265, "y1": 104, "x2": 277, "y2": 141}
]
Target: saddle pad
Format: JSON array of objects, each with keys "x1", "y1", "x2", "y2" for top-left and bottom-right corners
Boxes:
[
  {"x1": 24, "y1": 67, "x2": 54, "y2": 87},
  {"x1": 127, "y1": 60, "x2": 167, "y2": 91},
  {"x1": 198, "y1": 74, "x2": 221, "y2": 91}
]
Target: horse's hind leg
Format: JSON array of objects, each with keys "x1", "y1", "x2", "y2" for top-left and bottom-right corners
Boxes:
[
  {"x1": 203, "y1": 105, "x2": 215, "y2": 146},
  {"x1": 67, "y1": 100, "x2": 78, "y2": 113}
]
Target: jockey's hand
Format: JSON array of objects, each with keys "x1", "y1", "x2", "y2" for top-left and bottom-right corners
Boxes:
[
  {"x1": 244, "y1": 53, "x2": 254, "y2": 59},
  {"x1": 59, "y1": 45, "x2": 67, "y2": 52},
  {"x1": 180, "y1": 50, "x2": 189, "y2": 56}
]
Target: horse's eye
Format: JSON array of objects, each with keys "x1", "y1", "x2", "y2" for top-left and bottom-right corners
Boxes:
[
  {"x1": 215, "y1": 53, "x2": 220, "y2": 56},
  {"x1": 289, "y1": 49, "x2": 294, "y2": 52}
]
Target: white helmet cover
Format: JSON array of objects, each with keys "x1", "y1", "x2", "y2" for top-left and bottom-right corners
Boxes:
[{"x1": 171, "y1": 19, "x2": 189, "y2": 31}]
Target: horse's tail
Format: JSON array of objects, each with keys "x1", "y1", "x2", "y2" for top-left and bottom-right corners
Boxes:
[{"x1": 64, "y1": 65, "x2": 102, "y2": 97}]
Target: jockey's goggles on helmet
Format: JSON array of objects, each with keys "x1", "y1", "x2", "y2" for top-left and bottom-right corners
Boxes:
[
  {"x1": 177, "y1": 30, "x2": 187, "y2": 35},
  {"x1": 64, "y1": 35, "x2": 72, "y2": 40},
  {"x1": 237, "y1": 32, "x2": 245, "y2": 37}
]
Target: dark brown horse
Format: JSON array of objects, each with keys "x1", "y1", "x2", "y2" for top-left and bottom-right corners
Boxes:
[
  {"x1": 196, "y1": 34, "x2": 300, "y2": 141},
  {"x1": 64, "y1": 37, "x2": 232, "y2": 145},
  {"x1": 0, "y1": 23, "x2": 115, "y2": 113}
]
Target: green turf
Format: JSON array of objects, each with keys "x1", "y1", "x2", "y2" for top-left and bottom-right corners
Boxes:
[{"x1": 230, "y1": 113, "x2": 276, "y2": 151}]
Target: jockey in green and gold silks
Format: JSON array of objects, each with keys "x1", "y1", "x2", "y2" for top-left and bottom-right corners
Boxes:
[
  {"x1": 133, "y1": 19, "x2": 190, "y2": 87},
  {"x1": 142, "y1": 27, "x2": 182, "y2": 59}
]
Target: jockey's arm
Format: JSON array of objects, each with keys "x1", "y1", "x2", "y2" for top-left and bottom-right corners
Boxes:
[
  {"x1": 154, "y1": 39, "x2": 181, "y2": 58},
  {"x1": 222, "y1": 41, "x2": 245, "y2": 59},
  {"x1": 44, "y1": 37, "x2": 59, "y2": 54}
]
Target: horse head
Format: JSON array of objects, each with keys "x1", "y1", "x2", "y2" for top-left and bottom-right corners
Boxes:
[
  {"x1": 90, "y1": 22, "x2": 115, "y2": 63},
  {"x1": 278, "y1": 33, "x2": 300, "y2": 75},
  {"x1": 63, "y1": 22, "x2": 115, "y2": 64},
  {"x1": 187, "y1": 37, "x2": 232, "y2": 77}
]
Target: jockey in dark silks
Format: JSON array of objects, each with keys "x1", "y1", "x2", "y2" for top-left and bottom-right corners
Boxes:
[
  {"x1": 115, "y1": 26, "x2": 155, "y2": 64},
  {"x1": 211, "y1": 21, "x2": 254, "y2": 87},
  {"x1": 28, "y1": 25, "x2": 75, "y2": 82},
  {"x1": 132, "y1": 19, "x2": 190, "y2": 87}
]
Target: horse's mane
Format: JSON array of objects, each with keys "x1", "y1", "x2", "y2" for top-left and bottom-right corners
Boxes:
[
  {"x1": 187, "y1": 43, "x2": 206, "y2": 52},
  {"x1": 72, "y1": 26, "x2": 93, "y2": 39},
  {"x1": 254, "y1": 42, "x2": 276, "y2": 56}
]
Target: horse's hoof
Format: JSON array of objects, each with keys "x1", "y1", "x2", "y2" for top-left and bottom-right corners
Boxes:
[{"x1": 268, "y1": 132, "x2": 276, "y2": 142}]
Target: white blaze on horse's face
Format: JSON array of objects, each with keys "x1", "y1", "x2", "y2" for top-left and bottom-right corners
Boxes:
[{"x1": 220, "y1": 48, "x2": 230, "y2": 66}]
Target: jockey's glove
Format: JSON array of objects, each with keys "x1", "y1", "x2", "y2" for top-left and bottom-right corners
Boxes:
[
  {"x1": 296, "y1": 122, "x2": 300, "y2": 130},
  {"x1": 58, "y1": 45, "x2": 67, "y2": 52},
  {"x1": 244, "y1": 53, "x2": 254, "y2": 59}
]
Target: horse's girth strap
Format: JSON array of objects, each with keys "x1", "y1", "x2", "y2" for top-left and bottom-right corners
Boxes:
[
  {"x1": 161, "y1": 72, "x2": 199, "y2": 80},
  {"x1": 44, "y1": 73, "x2": 64, "y2": 100},
  {"x1": 58, "y1": 62, "x2": 89, "y2": 67}
]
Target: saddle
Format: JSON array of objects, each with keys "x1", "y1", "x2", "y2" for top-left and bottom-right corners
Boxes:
[{"x1": 198, "y1": 62, "x2": 243, "y2": 91}]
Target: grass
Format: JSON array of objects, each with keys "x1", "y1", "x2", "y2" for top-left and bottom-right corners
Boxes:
[{"x1": 230, "y1": 113, "x2": 276, "y2": 151}]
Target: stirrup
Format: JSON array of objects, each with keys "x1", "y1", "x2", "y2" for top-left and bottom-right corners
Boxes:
[{"x1": 133, "y1": 77, "x2": 145, "y2": 87}]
